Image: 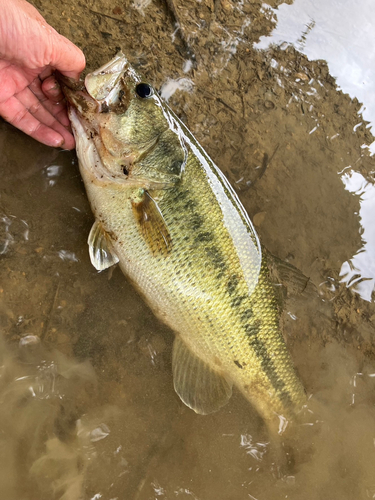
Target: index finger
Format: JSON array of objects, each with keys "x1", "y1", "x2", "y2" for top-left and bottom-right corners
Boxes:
[{"x1": 0, "y1": 95, "x2": 66, "y2": 148}]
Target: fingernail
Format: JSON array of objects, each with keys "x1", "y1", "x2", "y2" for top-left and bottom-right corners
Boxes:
[
  {"x1": 52, "y1": 136, "x2": 64, "y2": 148},
  {"x1": 50, "y1": 85, "x2": 61, "y2": 96},
  {"x1": 46, "y1": 81, "x2": 61, "y2": 96}
]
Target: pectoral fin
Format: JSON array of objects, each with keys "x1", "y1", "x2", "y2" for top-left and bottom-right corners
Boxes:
[
  {"x1": 131, "y1": 189, "x2": 172, "y2": 256},
  {"x1": 172, "y1": 337, "x2": 233, "y2": 414},
  {"x1": 88, "y1": 220, "x2": 119, "y2": 271}
]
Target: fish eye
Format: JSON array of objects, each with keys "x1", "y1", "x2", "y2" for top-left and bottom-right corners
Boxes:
[{"x1": 135, "y1": 83, "x2": 154, "y2": 99}]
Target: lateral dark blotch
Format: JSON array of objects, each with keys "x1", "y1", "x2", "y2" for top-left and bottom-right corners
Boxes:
[
  {"x1": 206, "y1": 246, "x2": 226, "y2": 270},
  {"x1": 259, "y1": 353, "x2": 292, "y2": 407},
  {"x1": 234, "y1": 360, "x2": 243, "y2": 369},
  {"x1": 244, "y1": 321, "x2": 261, "y2": 339},
  {"x1": 241, "y1": 308, "x2": 253, "y2": 322},
  {"x1": 226, "y1": 274, "x2": 239, "y2": 296},
  {"x1": 216, "y1": 270, "x2": 225, "y2": 279},
  {"x1": 194, "y1": 231, "x2": 214, "y2": 243},
  {"x1": 190, "y1": 213, "x2": 204, "y2": 230},
  {"x1": 231, "y1": 295, "x2": 246, "y2": 307},
  {"x1": 243, "y1": 325, "x2": 293, "y2": 408},
  {"x1": 183, "y1": 199, "x2": 196, "y2": 211}
]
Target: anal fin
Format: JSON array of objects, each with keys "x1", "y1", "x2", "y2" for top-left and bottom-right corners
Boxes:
[
  {"x1": 88, "y1": 220, "x2": 119, "y2": 271},
  {"x1": 172, "y1": 337, "x2": 232, "y2": 414}
]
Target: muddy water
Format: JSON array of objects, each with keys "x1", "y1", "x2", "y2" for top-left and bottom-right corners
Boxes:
[{"x1": 1, "y1": 0, "x2": 375, "y2": 499}]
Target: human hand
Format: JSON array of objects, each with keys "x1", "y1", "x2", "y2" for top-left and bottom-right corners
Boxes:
[{"x1": 0, "y1": 0, "x2": 85, "y2": 149}]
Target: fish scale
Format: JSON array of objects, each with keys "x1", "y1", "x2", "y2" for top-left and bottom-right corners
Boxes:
[{"x1": 60, "y1": 52, "x2": 306, "y2": 431}]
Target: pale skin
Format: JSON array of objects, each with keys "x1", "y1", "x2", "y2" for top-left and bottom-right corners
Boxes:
[{"x1": 0, "y1": 0, "x2": 85, "y2": 149}]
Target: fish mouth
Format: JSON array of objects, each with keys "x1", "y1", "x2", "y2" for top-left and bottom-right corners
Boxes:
[
  {"x1": 58, "y1": 52, "x2": 140, "y2": 116},
  {"x1": 84, "y1": 52, "x2": 134, "y2": 103},
  {"x1": 56, "y1": 72, "x2": 96, "y2": 116}
]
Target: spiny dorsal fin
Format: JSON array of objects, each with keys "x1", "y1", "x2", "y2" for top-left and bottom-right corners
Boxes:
[
  {"x1": 172, "y1": 336, "x2": 233, "y2": 414},
  {"x1": 88, "y1": 220, "x2": 119, "y2": 271},
  {"x1": 265, "y1": 250, "x2": 317, "y2": 298},
  {"x1": 131, "y1": 189, "x2": 172, "y2": 256}
]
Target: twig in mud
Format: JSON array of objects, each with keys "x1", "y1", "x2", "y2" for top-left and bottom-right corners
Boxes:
[
  {"x1": 89, "y1": 9, "x2": 125, "y2": 23},
  {"x1": 214, "y1": 0, "x2": 221, "y2": 16},
  {"x1": 41, "y1": 280, "x2": 60, "y2": 341},
  {"x1": 258, "y1": 144, "x2": 280, "y2": 181},
  {"x1": 216, "y1": 97, "x2": 236, "y2": 114},
  {"x1": 240, "y1": 94, "x2": 245, "y2": 119},
  {"x1": 164, "y1": 0, "x2": 180, "y2": 26},
  {"x1": 163, "y1": 0, "x2": 197, "y2": 64},
  {"x1": 207, "y1": 0, "x2": 221, "y2": 30},
  {"x1": 200, "y1": 89, "x2": 215, "y2": 100},
  {"x1": 200, "y1": 90, "x2": 236, "y2": 114}
]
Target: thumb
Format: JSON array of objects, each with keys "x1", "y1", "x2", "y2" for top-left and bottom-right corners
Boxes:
[{"x1": 49, "y1": 32, "x2": 86, "y2": 80}]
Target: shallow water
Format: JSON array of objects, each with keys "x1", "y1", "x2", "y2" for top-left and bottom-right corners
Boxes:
[{"x1": 1, "y1": 0, "x2": 375, "y2": 499}]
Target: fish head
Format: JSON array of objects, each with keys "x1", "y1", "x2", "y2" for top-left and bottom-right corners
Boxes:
[{"x1": 59, "y1": 52, "x2": 186, "y2": 188}]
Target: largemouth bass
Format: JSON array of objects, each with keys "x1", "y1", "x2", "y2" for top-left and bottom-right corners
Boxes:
[{"x1": 60, "y1": 53, "x2": 306, "y2": 431}]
